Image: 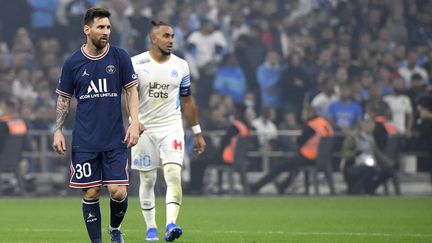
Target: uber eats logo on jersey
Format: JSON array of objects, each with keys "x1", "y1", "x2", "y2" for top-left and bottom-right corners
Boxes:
[
  {"x1": 149, "y1": 82, "x2": 169, "y2": 98},
  {"x1": 79, "y1": 78, "x2": 118, "y2": 100}
]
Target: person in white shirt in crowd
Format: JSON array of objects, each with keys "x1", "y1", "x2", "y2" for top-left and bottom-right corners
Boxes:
[
  {"x1": 311, "y1": 77, "x2": 339, "y2": 117},
  {"x1": 398, "y1": 48, "x2": 429, "y2": 88},
  {"x1": 252, "y1": 107, "x2": 278, "y2": 150},
  {"x1": 383, "y1": 77, "x2": 413, "y2": 137}
]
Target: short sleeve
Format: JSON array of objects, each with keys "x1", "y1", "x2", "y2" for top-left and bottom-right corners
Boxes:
[
  {"x1": 405, "y1": 97, "x2": 413, "y2": 113},
  {"x1": 179, "y1": 61, "x2": 191, "y2": 97},
  {"x1": 120, "y1": 49, "x2": 138, "y2": 89},
  {"x1": 56, "y1": 60, "x2": 74, "y2": 98}
]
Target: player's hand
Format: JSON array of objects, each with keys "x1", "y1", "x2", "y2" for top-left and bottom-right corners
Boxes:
[
  {"x1": 52, "y1": 129, "x2": 67, "y2": 155},
  {"x1": 139, "y1": 122, "x2": 146, "y2": 135},
  {"x1": 194, "y1": 133, "x2": 206, "y2": 155},
  {"x1": 124, "y1": 122, "x2": 140, "y2": 148}
]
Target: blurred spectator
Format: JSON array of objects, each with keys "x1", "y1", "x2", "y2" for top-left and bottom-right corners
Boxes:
[
  {"x1": 251, "y1": 105, "x2": 334, "y2": 194},
  {"x1": 187, "y1": 18, "x2": 227, "y2": 70},
  {"x1": 251, "y1": 107, "x2": 278, "y2": 151},
  {"x1": 188, "y1": 103, "x2": 252, "y2": 194},
  {"x1": 256, "y1": 50, "x2": 283, "y2": 109},
  {"x1": 376, "y1": 66, "x2": 393, "y2": 96},
  {"x1": 234, "y1": 23, "x2": 266, "y2": 98},
  {"x1": 278, "y1": 109, "x2": 301, "y2": 152},
  {"x1": 27, "y1": 0, "x2": 59, "y2": 40},
  {"x1": 326, "y1": 83, "x2": 363, "y2": 136},
  {"x1": 341, "y1": 119, "x2": 394, "y2": 195},
  {"x1": 383, "y1": 77, "x2": 413, "y2": 136},
  {"x1": 281, "y1": 52, "x2": 309, "y2": 120},
  {"x1": 398, "y1": 48, "x2": 429, "y2": 88},
  {"x1": 212, "y1": 53, "x2": 247, "y2": 104},
  {"x1": 365, "y1": 83, "x2": 391, "y2": 120},
  {"x1": 416, "y1": 95, "x2": 432, "y2": 185},
  {"x1": 311, "y1": 77, "x2": 338, "y2": 117},
  {"x1": 365, "y1": 104, "x2": 398, "y2": 151},
  {"x1": 406, "y1": 73, "x2": 428, "y2": 114},
  {"x1": 12, "y1": 68, "x2": 37, "y2": 102}
]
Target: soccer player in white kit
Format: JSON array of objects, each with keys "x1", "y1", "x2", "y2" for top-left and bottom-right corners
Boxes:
[{"x1": 131, "y1": 21, "x2": 206, "y2": 242}]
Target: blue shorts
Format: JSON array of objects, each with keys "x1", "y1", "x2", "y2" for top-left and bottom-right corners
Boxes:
[{"x1": 69, "y1": 148, "x2": 129, "y2": 188}]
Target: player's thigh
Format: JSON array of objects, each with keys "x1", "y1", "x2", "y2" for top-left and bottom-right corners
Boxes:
[
  {"x1": 131, "y1": 132, "x2": 160, "y2": 171},
  {"x1": 101, "y1": 148, "x2": 129, "y2": 186},
  {"x1": 70, "y1": 151, "x2": 102, "y2": 188},
  {"x1": 160, "y1": 128, "x2": 184, "y2": 166}
]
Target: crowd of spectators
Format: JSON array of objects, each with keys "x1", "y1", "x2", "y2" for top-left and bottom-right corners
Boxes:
[{"x1": 1, "y1": 0, "x2": 432, "y2": 186}]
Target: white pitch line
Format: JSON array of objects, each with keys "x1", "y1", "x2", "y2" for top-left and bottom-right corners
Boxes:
[{"x1": 1, "y1": 228, "x2": 431, "y2": 238}]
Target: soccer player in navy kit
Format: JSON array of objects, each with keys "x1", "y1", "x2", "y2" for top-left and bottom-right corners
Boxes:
[{"x1": 52, "y1": 8, "x2": 140, "y2": 243}]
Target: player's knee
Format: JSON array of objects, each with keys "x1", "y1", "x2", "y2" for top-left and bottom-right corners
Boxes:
[
  {"x1": 164, "y1": 164, "x2": 181, "y2": 184},
  {"x1": 108, "y1": 185, "x2": 127, "y2": 201},
  {"x1": 140, "y1": 170, "x2": 157, "y2": 186},
  {"x1": 83, "y1": 187, "x2": 101, "y2": 200}
]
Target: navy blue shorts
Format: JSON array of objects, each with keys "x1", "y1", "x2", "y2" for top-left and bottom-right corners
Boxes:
[{"x1": 69, "y1": 148, "x2": 129, "y2": 188}]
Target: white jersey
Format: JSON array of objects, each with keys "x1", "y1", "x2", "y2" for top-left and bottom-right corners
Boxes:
[{"x1": 131, "y1": 51, "x2": 191, "y2": 130}]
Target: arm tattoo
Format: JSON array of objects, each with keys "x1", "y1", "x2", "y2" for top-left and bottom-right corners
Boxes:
[{"x1": 55, "y1": 95, "x2": 71, "y2": 131}]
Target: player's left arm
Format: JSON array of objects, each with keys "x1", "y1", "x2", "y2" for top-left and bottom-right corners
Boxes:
[
  {"x1": 181, "y1": 95, "x2": 206, "y2": 155},
  {"x1": 124, "y1": 85, "x2": 140, "y2": 148}
]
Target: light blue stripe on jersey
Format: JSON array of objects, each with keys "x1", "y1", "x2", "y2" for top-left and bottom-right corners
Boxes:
[
  {"x1": 180, "y1": 74, "x2": 191, "y2": 87},
  {"x1": 176, "y1": 92, "x2": 180, "y2": 109}
]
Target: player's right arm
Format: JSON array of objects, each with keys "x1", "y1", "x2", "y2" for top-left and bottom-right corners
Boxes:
[{"x1": 53, "y1": 95, "x2": 71, "y2": 155}]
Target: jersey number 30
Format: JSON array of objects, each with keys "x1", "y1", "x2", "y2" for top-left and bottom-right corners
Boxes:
[{"x1": 75, "y1": 162, "x2": 92, "y2": 179}]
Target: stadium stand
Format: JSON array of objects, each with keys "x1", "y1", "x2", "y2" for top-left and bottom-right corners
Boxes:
[{"x1": 0, "y1": 0, "x2": 431, "y2": 196}]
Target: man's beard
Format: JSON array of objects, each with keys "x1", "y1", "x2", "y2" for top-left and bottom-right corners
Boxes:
[
  {"x1": 91, "y1": 37, "x2": 108, "y2": 50},
  {"x1": 158, "y1": 46, "x2": 171, "y2": 56}
]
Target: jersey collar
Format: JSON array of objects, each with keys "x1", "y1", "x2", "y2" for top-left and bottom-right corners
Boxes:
[{"x1": 81, "y1": 44, "x2": 110, "y2": 60}]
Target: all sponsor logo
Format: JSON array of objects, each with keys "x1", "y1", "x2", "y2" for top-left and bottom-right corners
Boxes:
[{"x1": 79, "y1": 78, "x2": 118, "y2": 100}]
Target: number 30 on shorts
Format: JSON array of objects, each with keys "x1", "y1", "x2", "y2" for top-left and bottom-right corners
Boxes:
[{"x1": 75, "y1": 162, "x2": 92, "y2": 179}]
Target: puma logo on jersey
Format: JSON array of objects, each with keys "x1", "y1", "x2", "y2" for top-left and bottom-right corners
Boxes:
[{"x1": 87, "y1": 78, "x2": 108, "y2": 93}]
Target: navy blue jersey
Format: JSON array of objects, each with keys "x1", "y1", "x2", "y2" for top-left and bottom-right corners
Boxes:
[{"x1": 56, "y1": 44, "x2": 138, "y2": 152}]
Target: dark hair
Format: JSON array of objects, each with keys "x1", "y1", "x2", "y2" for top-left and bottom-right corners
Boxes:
[
  {"x1": 411, "y1": 73, "x2": 422, "y2": 81},
  {"x1": 151, "y1": 20, "x2": 171, "y2": 28},
  {"x1": 418, "y1": 95, "x2": 432, "y2": 111},
  {"x1": 84, "y1": 7, "x2": 111, "y2": 25}
]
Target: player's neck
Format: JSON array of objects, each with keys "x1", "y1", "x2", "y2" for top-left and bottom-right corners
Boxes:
[
  {"x1": 149, "y1": 49, "x2": 170, "y2": 64},
  {"x1": 83, "y1": 43, "x2": 108, "y2": 57}
]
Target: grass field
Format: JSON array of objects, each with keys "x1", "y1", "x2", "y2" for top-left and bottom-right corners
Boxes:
[{"x1": 0, "y1": 196, "x2": 431, "y2": 242}]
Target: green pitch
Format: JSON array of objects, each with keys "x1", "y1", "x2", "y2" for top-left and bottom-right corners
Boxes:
[{"x1": 0, "y1": 196, "x2": 431, "y2": 242}]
